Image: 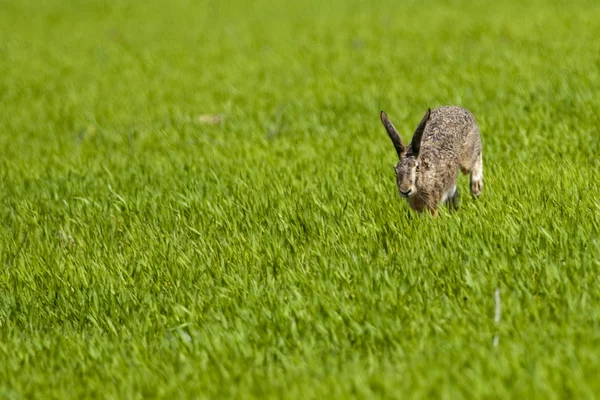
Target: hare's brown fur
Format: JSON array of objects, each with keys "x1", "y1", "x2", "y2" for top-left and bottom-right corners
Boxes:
[{"x1": 380, "y1": 106, "x2": 483, "y2": 214}]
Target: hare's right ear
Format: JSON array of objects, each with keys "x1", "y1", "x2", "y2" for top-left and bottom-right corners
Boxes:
[
  {"x1": 380, "y1": 111, "x2": 405, "y2": 159},
  {"x1": 411, "y1": 108, "x2": 431, "y2": 156}
]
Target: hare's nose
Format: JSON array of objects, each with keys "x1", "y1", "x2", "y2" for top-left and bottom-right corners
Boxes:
[{"x1": 400, "y1": 188, "x2": 412, "y2": 196}]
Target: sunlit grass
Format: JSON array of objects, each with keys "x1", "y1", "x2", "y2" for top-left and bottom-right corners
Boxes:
[{"x1": 1, "y1": 0, "x2": 600, "y2": 398}]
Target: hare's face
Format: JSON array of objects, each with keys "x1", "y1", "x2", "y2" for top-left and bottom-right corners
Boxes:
[
  {"x1": 381, "y1": 109, "x2": 430, "y2": 199},
  {"x1": 395, "y1": 157, "x2": 419, "y2": 197}
]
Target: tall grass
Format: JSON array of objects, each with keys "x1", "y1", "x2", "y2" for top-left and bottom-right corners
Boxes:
[{"x1": 1, "y1": 0, "x2": 600, "y2": 398}]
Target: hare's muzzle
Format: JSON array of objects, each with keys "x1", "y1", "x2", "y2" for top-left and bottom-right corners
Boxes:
[{"x1": 399, "y1": 188, "x2": 413, "y2": 197}]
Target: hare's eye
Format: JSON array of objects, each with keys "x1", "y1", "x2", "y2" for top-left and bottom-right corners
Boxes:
[{"x1": 415, "y1": 164, "x2": 420, "y2": 171}]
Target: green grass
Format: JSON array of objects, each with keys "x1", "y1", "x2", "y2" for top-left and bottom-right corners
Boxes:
[{"x1": 1, "y1": 0, "x2": 600, "y2": 398}]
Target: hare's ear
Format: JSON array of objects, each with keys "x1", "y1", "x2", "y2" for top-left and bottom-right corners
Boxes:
[
  {"x1": 411, "y1": 108, "x2": 431, "y2": 155},
  {"x1": 380, "y1": 111, "x2": 405, "y2": 159}
]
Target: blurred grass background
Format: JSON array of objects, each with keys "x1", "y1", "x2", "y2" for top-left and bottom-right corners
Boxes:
[{"x1": 1, "y1": 0, "x2": 600, "y2": 398}]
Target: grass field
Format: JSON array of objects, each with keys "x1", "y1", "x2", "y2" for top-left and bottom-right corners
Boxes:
[{"x1": 1, "y1": 0, "x2": 600, "y2": 398}]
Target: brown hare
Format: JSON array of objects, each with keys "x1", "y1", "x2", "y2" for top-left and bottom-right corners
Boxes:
[{"x1": 380, "y1": 106, "x2": 483, "y2": 215}]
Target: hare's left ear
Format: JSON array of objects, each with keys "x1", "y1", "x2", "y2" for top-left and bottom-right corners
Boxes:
[
  {"x1": 380, "y1": 111, "x2": 406, "y2": 159},
  {"x1": 411, "y1": 108, "x2": 431, "y2": 155}
]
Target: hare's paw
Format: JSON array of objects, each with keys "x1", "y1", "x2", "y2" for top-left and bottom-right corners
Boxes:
[
  {"x1": 470, "y1": 178, "x2": 483, "y2": 198},
  {"x1": 470, "y1": 152, "x2": 483, "y2": 198}
]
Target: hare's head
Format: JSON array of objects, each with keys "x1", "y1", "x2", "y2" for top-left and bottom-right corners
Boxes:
[{"x1": 380, "y1": 109, "x2": 431, "y2": 198}]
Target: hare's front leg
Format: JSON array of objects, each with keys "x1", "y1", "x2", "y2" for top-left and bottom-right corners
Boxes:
[
  {"x1": 445, "y1": 185, "x2": 459, "y2": 211},
  {"x1": 470, "y1": 152, "x2": 483, "y2": 198}
]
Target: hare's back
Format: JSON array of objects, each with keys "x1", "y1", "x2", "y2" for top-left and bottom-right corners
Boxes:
[{"x1": 422, "y1": 106, "x2": 477, "y2": 144}]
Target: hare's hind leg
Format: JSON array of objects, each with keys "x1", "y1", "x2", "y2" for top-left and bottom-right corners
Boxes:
[
  {"x1": 470, "y1": 151, "x2": 483, "y2": 198},
  {"x1": 460, "y1": 128, "x2": 483, "y2": 198}
]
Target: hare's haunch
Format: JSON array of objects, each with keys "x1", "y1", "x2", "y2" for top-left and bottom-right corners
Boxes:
[{"x1": 380, "y1": 106, "x2": 483, "y2": 214}]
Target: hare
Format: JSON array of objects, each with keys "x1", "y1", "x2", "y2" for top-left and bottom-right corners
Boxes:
[{"x1": 380, "y1": 106, "x2": 483, "y2": 215}]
